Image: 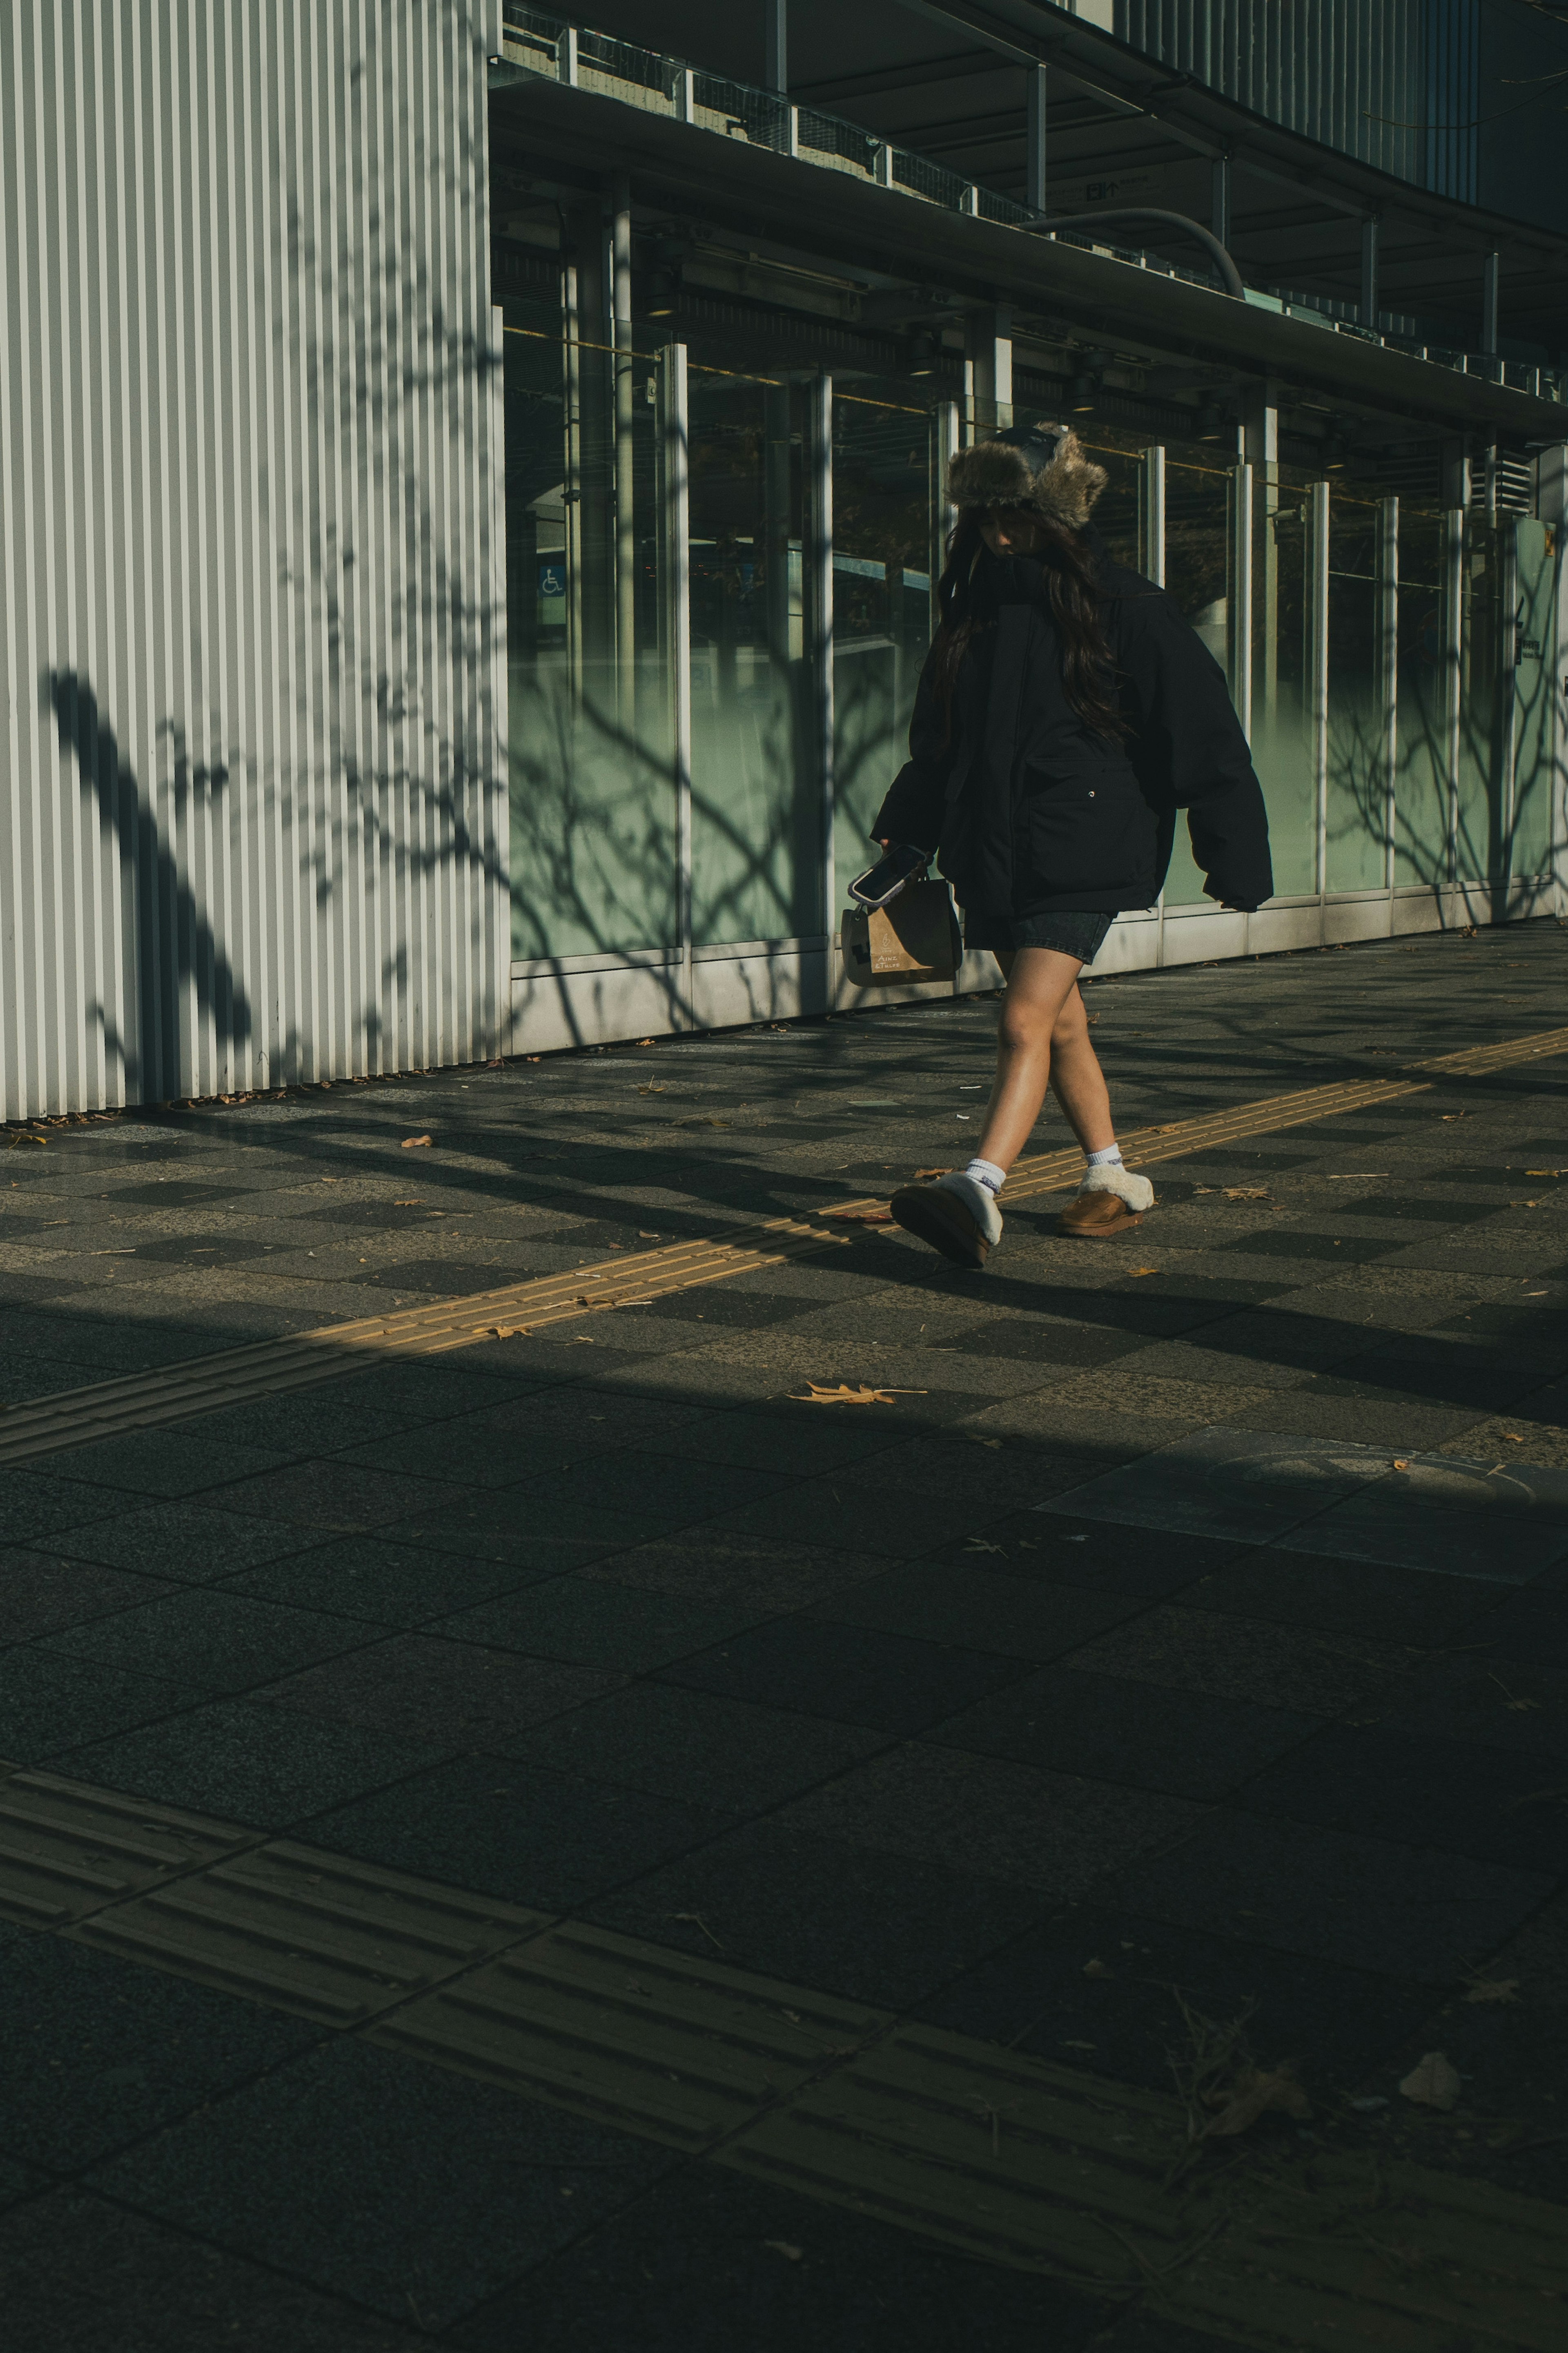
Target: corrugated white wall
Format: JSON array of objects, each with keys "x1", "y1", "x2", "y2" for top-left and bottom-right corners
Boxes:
[{"x1": 0, "y1": 0, "x2": 508, "y2": 1119}]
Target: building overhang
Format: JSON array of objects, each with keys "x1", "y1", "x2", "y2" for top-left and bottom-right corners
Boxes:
[{"x1": 491, "y1": 73, "x2": 1568, "y2": 444}]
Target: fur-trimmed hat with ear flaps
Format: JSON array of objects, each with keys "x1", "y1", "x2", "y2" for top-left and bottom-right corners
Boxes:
[{"x1": 946, "y1": 422, "x2": 1107, "y2": 532}]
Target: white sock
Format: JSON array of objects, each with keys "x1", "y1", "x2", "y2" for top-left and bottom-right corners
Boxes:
[
  {"x1": 1086, "y1": 1144, "x2": 1123, "y2": 1170},
  {"x1": 963, "y1": 1156, "x2": 1007, "y2": 1196}
]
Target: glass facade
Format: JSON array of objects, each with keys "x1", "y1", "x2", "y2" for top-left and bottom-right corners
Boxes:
[{"x1": 503, "y1": 312, "x2": 1559, "y2": 993}]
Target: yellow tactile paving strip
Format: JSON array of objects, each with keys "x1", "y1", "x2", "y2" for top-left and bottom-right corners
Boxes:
[
  {"x1": 2, "y1": 1761, "x2": 1563, "y2": 2348},
  {"x1": 2, "y1": 1025, "x2": 1564, "y2": 1469}
]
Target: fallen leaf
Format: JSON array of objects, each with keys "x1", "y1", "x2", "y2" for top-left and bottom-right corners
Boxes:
[
  {"x1": 638, "y1": 1231, "x2": 660, "y2": 1239},
  {"x1": 1503, "y1": 1433, "x2": 1524, "y2": 1443},
  {"x1": 1129, "y1": 1267, "x2": 1159, "y2": 1277},
  {"x1": 827, "y1": 1206, "x2": 894, "y2": 1224},
  {"x1": 1203, "y1": 2064, "x2": 1312, "y2": 2137},
  {"x1": 1194, "y1": 1186, "x2": 1217, "y2": 1194},
  {"x1": 964, "y1": 1539, "x2": 1006, "y2": 1553},
  {"x1": 401, "y1": 1134, "x2": 433, "y2": 1149},
  {"x1": 1223, "y1": 1187, "x2": 1269, "y2": 1200},
  {"x1": 1082, "y1": 1958, "x2": 1107, "y2": 1978},
  {"x1": 764, "y1": 2241, "x2": 803, "y2": 2263},
  {"x1": 476, "y1": 1324, "x2": 530, "y2": 1340},
  {"x1": 1399, "y1": 2051, "x2": 1461, "y2": 2110},
  {"x1": 914, "y1": 1167, "x2": 951, "y2": 1179},
  {"x1": 637, "y1": 1037, "x2": 656, "y2": 1046},
  {"x1": 791, "y1": 1383, "x2": 928, "y2": 1405},
  {"x1": 1393, "y1": 1458, "x2": 1411, "y2": 1470},
  {"x1": 1155, "y1": 1124, "x2": 1181, "y2": 1133},
  {"x1": 637, "y1": 1084, "x2": 666, "y2": 1095},
  {"x1": 1463, "y1": 1977, "x2": 1521, "y2": 2005}
]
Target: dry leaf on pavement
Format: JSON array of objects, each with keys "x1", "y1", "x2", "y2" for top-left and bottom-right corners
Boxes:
[
  {"x1": 1223, "y1": 1187, "x2": 1269, "y2": 1200},
  {"x1": 401, "y1": 1134, "x2": 433, "y2": 1149},
  {"x1": 1201, "y1": 2064, "x2": 1312, "y2": 2137},
  {"x1": 1399, "y1": 2051, "x2": 1461, "y2": 2109},
  {"x1": 827, "y1": 1206, "x2": 893, "y2": 1223},
  {"x1": 475, "y1": 1324, "x2": 530, "y2": 1340},
  {"x1": 1463, "y1": 1977, "x2": 1521, "y2": 2005},
  {"x1": 914, "y1": 1167, "x2": 951, "y2": 1179},
  {"x1": 791, "y1": 1383, "x2": 927, "y2": 1406},
  {"x1": 1130, "y1": 1267, "x2": 1159, "y2": 1277}
]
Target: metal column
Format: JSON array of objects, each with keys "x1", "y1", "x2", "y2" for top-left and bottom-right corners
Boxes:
[
  {"x1": 610, "y1": 185, "x2": 637, "y2": 723},
  {"x1": 809, "y1": 374, "x2": 836, "y2": 952},
  {"x1": 657, "y1": 344, "x2": 692, "y2": 1015},
  {"x1": 1539, "y1": 445, "x2": 1568, "y2": 917},
  {"x1": 1380, "y1": 496, "x2": 1399, "y2": 889},
  {"x1": 1025, "y1": 65, "x2": 1047, "y2": 213},
  {"x1": 963, "y1": 309, "x2": 1012, "y2": 438},
  {"x1": 933, "y1": 402, "x2": 960, "y2": 624},
  {"x1": 1140, "y1": 445, "x2": 1165, "y2": 586},
  {"x1": 1309, "y1": 480, "x2": 1331, "y2": 897},
  {"x1": 1230, "y1": 462, "x2": 1254, "y2": 742},
  {"x1": 1444, "y1": 507, "x2": 1465, "y2": 894}
]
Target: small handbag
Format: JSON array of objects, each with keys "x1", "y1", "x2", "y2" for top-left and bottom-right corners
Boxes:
[{"x1": 840, "y1": 878, "x2": 960, "y2": 987}]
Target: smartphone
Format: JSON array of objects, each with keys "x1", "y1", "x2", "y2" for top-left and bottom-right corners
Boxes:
[{"x1": 849, "y1": 843, "x2": 929, "y2": 909}]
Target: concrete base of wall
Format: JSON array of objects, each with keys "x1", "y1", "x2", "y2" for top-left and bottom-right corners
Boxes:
[{"x1": 506, "y1": 881, "x2": 1561, "y2": 1051}]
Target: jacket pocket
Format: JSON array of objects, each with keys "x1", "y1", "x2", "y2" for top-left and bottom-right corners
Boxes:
[{"x1": 1019, "y1": 765, "x2": 1156, "y2": 896}]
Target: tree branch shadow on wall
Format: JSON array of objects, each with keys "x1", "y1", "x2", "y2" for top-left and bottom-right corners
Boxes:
[{"x1": 46, "y1": 669, "x2": 252, "y2": 1102}]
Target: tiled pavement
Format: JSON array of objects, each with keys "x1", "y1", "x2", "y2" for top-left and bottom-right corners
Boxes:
[{"x1": 2, "y1": 919, "x2": 1568, "y2": 2348}]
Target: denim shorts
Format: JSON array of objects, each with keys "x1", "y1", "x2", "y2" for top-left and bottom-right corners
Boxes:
[{"x1": 962, "y1": 908, "x2": 1114, "y2": 963}]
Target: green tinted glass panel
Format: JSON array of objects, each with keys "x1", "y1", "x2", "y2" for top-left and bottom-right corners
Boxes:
[
  {"x1": 505, "y1": 296, "x2": 675, "y2": 958},
  {"x1": 1255, "y1": 491, "x2": 1316, "y2": 897},
  {"x1": 688, "y1": 372, "x2": 820, "y2": 947},
  {"x1": 832, "y1": 393, "x2": 934, "y2": 903},
  {"x1": 1325, "y1": 494, "x2": 1386, "y2": 892},
  {"x1": 1456, "y1": 517, "x2": 1503, "y2": 885},
  {"x1": 1393, "y1": 509, "x2": 1450, "y2": 889},
  {"x1": 1511, "y1": 518, "x2": 1557, "y2": 877}
]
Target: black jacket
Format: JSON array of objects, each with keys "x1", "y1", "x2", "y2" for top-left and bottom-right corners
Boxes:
[{"x1": 870, "y1": 543, "x2": 1273, "y2": 918}]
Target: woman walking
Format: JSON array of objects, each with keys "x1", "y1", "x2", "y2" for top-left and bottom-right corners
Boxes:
[{"x1": 875, "y1": 422, "x2": 1272, "y2": 1270}]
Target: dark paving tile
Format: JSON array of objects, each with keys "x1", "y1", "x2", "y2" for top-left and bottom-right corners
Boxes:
[
  {"x1": 51, "y1": 1498, "x2": 322, "y2": 1581},
  {"x1": 704, "y1": 1478, "x2": 998, "y2": 1561},
  {"x1": 1036, "y1": 1428, "x2": 1386, "y2": 1547},
  {"x1": 1066, "y1": 1604, "x2": 1412, "y2": 1715},
  {"x1": 1282, "y1": 1485, "x2": 1568, "y2": 1582},
  {"x1": 433, "y1": 1580, "x2": 758, "y2": 1672},
  {"x1": 451, "y1": 2160, "x2": 1106, "y2": 2353},
  {"x1": 944, "y1": 1317, "x2": 1151, "y2": 1367},
  {"x1": 0, "y1": 2155, "x2": 48, "y2": 2215},
  {"x1": 61, "y1": 1697, "x2": 445, "y2": 1828},
  {"x1": 214, "y1": 1461, "x2": 464, "y2": 1532},
  {"x1": 38, "y1": 1429, "x2": 291, "y2": 1499},
  {"x1": 940, "y1": 1511, "x2": 1232, "y2": 1600},
  {"x1": 254, "y1": 1635, "x2": 617, "y2": 1748},
  {"x1": 0, "y1": 2192, "x2": 427, "y2": 2351},
  {"x1": 811, "y1": 1561, "x2": 1138, "y2": 1661},
  {"x1": 659, "y1": 1616, "x2": 1030, "y2": 1735},
  {"x1": 504, "y1": 1682, "x2": 885, "y2": 1809},
  {"x1": 38, "y1": 1589, "x2": 371, "y2": 1700},
  {"x1": 1361, "y1": 1653, "x2": 1568, "y2": 1759},
  {"x1": 1237, "y1": 1725, "x2": 1568, "y2": 1873},
  {"x1": 0, "y1": 1550, "x2": 176, "y2": 1642},
  {"x1": 0, "y1": 1469, "x2": 119, "y2": 1547},
  {"x1": 934, "y1": 1664, "x2": 1319, "y2": 1802},
  {"x1": 917, "y1": 1903, "x2": 1431, "y2": 2101},
  {"x1": 1461, "y1": 1584, "x2": 1568, "y2": 1667},
  {"x1": 505, "y1": 1451, "x2": 780, "y2": 1539},
  {"x1": 309, "y1": 1753, "x2": 731, "y2": 1911},
  {"x1": 0, "y1": 1647, "x2": 182, "y2": 1763},
  {"x1": 220, "y1": 1535, "x2": 536, "y2": 1628},
  {"x1": 1178, "y1": 1548, "x2": 1497, "y2": 1644},
  {"x1": 773, "y1": 1742, "x2": 1202, "y2": 1896},
  {"x1": 644, "y1": 1403, "x2": 906, "y2": 1478},
  {"x1": 0, "y1": 1937, "x2": 319, "y2": 2170},
  {"x1": 86, "y1": 2038, "x2": 674, "y2": 2330},
  {"x1": 1107, "y1": 1810, "x2": 1552, "y2": 1981},
  {"x1": 1091, "y1": 2305, "x2": 1271, "y2": 2353},
  {"x1": 589, "y1": 1815, "x2": 1049, "y2": 2009},
  {"x1": 577, "y1": 1532, "x2": 880, "y2": 1614}
]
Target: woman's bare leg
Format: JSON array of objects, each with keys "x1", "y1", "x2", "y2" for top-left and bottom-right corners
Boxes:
[{"x1": 974, "y1": 949, "x2": 1114, "y2": 1173}]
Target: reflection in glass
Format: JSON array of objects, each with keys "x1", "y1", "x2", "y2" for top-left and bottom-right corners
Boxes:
[
  {"x1": 1325, "y1": 494, "x2": 1386, "y2": 892},
  {"x1": 504, "y1": 292, "x2": 675, "y2": 959},
  {"x1": 831, "y1": 393, "x2": 934, "y2": 904},
  {"x1": 1393, "y1": 509, "x2": 1450, "y2": 888},
  {"x1": 687, "y1": 373, "x2": 820, "y2": 947},
  {"x1": 1161, "y1": 459, "x2": 1233, "y2": 903}
]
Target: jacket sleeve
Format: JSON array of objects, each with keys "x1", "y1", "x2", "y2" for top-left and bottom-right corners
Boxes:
[
  {"x1": 1119, "y1": 595, "x2": 1274, "y2": 910},
  {"x1": 867, "y1": 647, "x2": 957, "y2": 852}
]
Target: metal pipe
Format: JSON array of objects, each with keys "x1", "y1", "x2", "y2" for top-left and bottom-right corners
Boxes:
[
  {"x1": 1310, "y1": 478, "x2": 1330, "y2": 897},
  {"x1": 1141, "y1": 443, "x2": 1165, "y2": 587},
  {"x1": 764, "y1": 0, "x2": 787, "y2": 94},
  {"x1": 1025, "y1": 64, "x2": 1047, "y2": 215},
  {"x1": 1231, "y1": 460, "x2": 1253, "y2": 741},
  {"x1": 809, "y1": 373, "x2": 835, "y2": 953},
  {"x1": 1380, "y1": 494, "x2": 1398, "y2": 890},
  {"x1": 1020, "y1": 207, "x2": 1244, "y2": 298},
  {"x1": 657, "y1": 344, "x2": 693, "y2": 1015}
]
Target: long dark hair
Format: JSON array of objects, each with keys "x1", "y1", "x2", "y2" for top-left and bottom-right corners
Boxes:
[{"x1": 930, "y1": 512, "x2": 1126, "y2": 738}]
